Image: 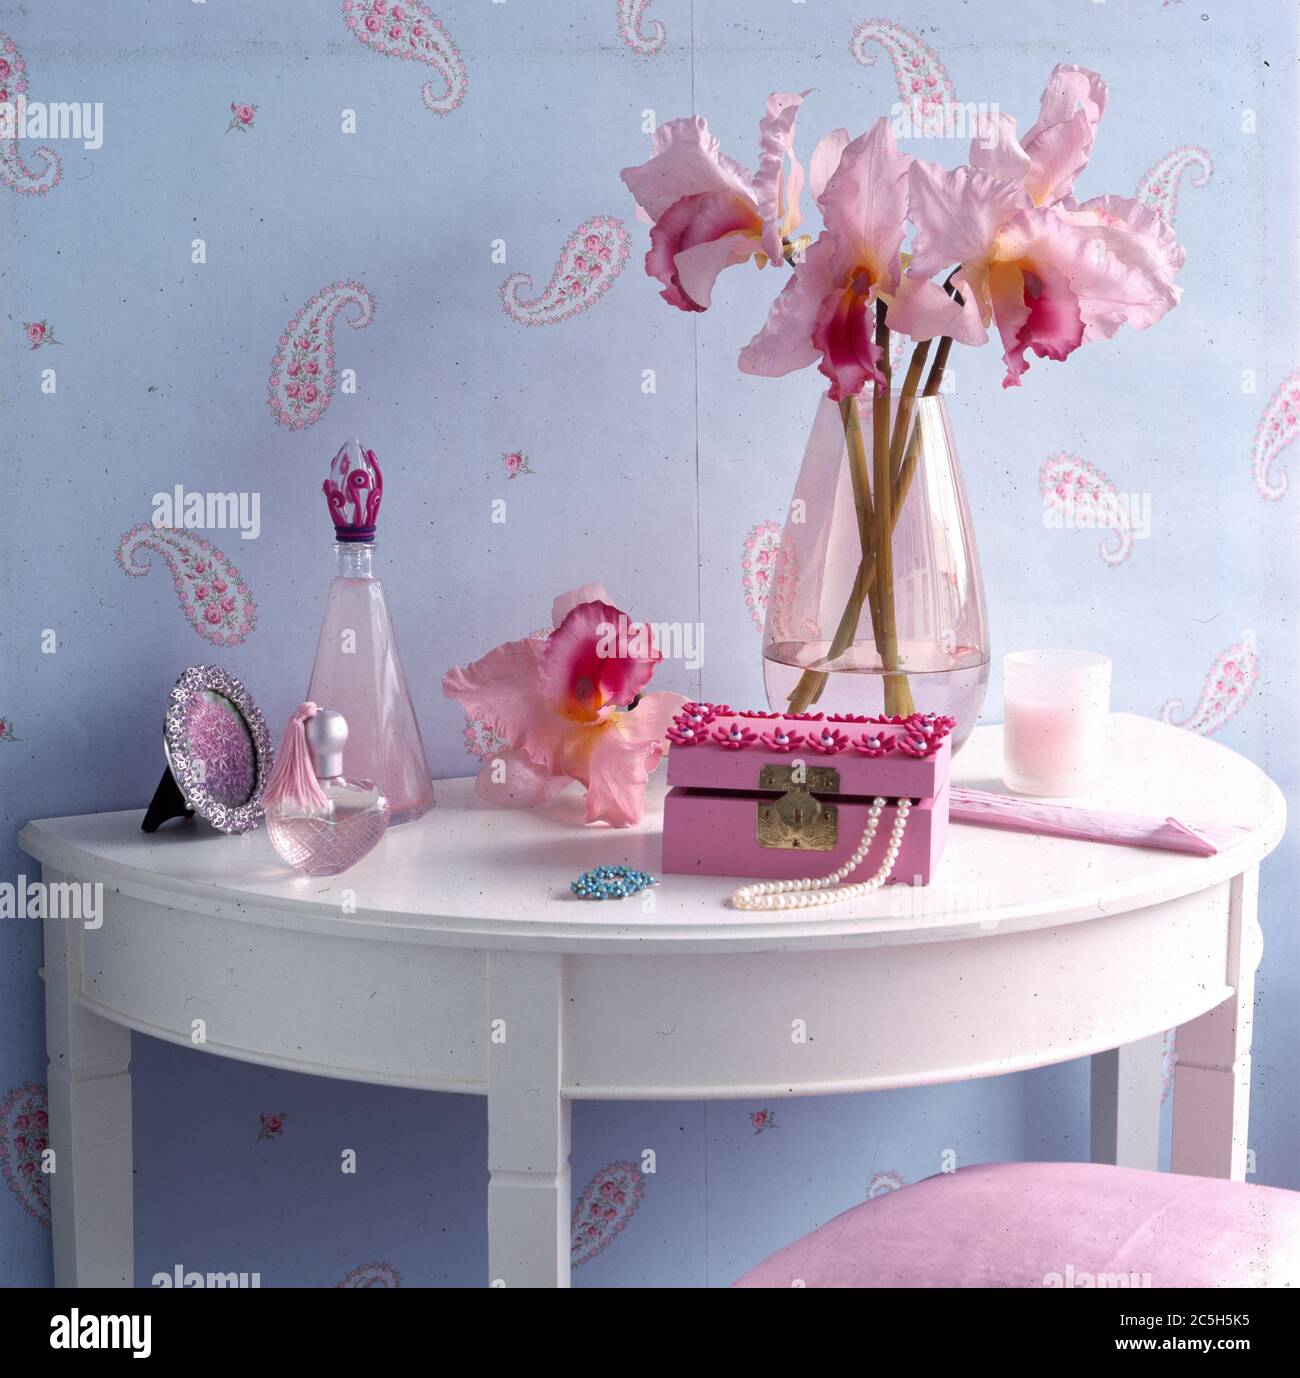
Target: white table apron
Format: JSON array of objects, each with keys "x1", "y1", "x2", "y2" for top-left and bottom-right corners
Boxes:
[{"x1": 19, "y1": 715, "x2": 1285, "y2": 1288}]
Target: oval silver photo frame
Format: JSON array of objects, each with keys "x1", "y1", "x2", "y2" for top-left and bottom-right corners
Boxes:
[{"x1": 149, "y1": 665, "x2": 275, "y2": 835}]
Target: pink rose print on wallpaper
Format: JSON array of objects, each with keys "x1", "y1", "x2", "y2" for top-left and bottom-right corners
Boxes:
[
  {"x1": 571, "y1": 1161, "x2": 646, "y2": 1266},
  {"x1": 1, "y1": 1083, "x2": 50, "y2": 1228},
  {"x1": 22, "y1": 320, "x2": 59, "y2": 349},
  {"x1": 503, "y1": 450, "x2": 535, "y2": 479},
  {"x1": 227, "y1": 101, "x2": 257, "y2": 132},
  {"x1": 342, "y1": 0, "x2": 466, "y2": 116},
  {"x1": 336, "y1": 1260, "x2": 401, "y2": 1287},
  {"x1": 1160, "y1": 632, "x2": 1258, "y2": 736},
  {"x1": 500, "y1": 215, "x2": 630, "y2": 326},
  {"x1": 0, "y1": 34, "x2": 61, "y2": 197},
  {"x1": 0, "y1": 719, "x2": 22, "y2": 743},
  {"x1": 256, "y1": 1113, "x2": 287, "y2": 1143},
  {"x1": 617, "y1": 0, "x2": 666, "y2": 57},
  {"x1": 742, "y1": 519, "x2": 798, "y2": 636},
  {"x1": 1039, "y1": 453, "x2": 1134, "y2": 567},
  {"x1": 1135, "y1": 146, "x2": 1213, "y2": 226},
  {"x1": 115, "y1": 525, "x2": 258, "y2": 647},
  {"x1": 867, "y1": 1169, "x2": 905, "y2": 1199},
  {"x1": 267, "y1": 280, "x2": 376, "y2": 430},
  {"x1": 849, "y1": 19, "x2": 955, "y2": 123},
  {"x1": 888, "y1": 332, "x2": 908, "y2": 375},
  {"x1": 1251, "y1": 373, "x2": 1300, "y2": 501},
  {"x1": 463, "y1": 716, "x2": 507, "y2": 762},
  {"x1": 750, "y1": 1108, "x2": 778, "y2": 1135}
]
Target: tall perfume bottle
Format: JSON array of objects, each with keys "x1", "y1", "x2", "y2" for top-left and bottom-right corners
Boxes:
[
  {"x1": 306, "y1": 439, "x2": 434, "y2": 824},
  {"x1": 264, "y1": 704, "x2": 391, "y2": 876}
]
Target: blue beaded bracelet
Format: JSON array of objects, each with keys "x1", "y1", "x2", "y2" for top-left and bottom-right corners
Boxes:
[{"x1": 570, "y1": 865, "x2": 657, "y2": 900}]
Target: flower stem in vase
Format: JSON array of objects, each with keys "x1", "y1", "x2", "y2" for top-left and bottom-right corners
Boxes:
[
  {"x1": 869, "y1": 304, "x2": 914, "y2": 717},
  {"x1": 784, "y1": 332, "x2": 948, "y2": 714},
  {"x1": 785, "y1": 396, "x2": 874, "y2": 714}
]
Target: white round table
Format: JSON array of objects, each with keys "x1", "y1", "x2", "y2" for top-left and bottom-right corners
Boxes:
[{"x1": 19, "y1": 714, "x2": 1286, "y2": 1288}]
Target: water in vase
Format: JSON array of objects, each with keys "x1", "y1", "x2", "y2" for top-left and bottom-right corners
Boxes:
[{"x1": 764, "y1": 640, "x2": 989, "y2": 753}]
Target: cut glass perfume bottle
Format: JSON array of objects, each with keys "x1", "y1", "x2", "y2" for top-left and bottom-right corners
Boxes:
[{"x1": 264, "y1": 707, "x2": 391, "y2": 876}]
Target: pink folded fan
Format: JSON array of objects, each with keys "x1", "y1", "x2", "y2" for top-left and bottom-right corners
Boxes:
[{"x1": 948, "y1": 787, "x2": 1247, "y2": 857}]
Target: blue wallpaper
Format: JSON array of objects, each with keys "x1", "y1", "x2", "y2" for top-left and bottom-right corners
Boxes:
[{"x1": 2, "y1": 0, "x2": 1296, "y2": 1286}]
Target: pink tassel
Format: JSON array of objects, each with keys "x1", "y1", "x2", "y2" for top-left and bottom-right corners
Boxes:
[{"x1": 262, "y1": 702, "x2": 330, "y2": 812}]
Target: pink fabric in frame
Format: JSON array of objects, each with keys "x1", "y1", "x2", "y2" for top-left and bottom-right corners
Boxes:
[{"x1": 732, "y1": 1162, "x2": 1300, "y2": 1288}]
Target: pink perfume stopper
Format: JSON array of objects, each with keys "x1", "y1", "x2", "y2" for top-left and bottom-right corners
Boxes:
[
  {"x1": 323, "y1": 438, "x2": 383, "y2": 543},
  {"x1": 262, "y1": 702, "x2": 330, "y2": 811}
]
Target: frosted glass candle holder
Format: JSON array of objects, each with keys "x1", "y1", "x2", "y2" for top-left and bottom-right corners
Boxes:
[{"x1": 1002, "y1": 650, "x2": 1112, "y2": 797}]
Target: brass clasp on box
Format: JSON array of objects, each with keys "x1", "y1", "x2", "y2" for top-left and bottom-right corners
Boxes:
[{"x1": 756, "y1": 764, "x2": 839, "y2": 851}]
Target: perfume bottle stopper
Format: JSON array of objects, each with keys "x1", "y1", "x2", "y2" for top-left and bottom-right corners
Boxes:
[
  {"x1": 323, "y1": 438, "x2": 383, "y2": 543},
  {"x1": 305, "y1": 708, "x2": 349, "y2": 779}
]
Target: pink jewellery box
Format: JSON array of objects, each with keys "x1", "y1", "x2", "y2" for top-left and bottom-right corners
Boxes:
[{"x1": 661, "y1": 704, "x2": 953, "y2": 886}]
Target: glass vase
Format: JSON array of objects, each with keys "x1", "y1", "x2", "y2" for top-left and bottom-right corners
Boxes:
[{"x1": 761, "y1": 389, "x2": 989, "y2": 752}]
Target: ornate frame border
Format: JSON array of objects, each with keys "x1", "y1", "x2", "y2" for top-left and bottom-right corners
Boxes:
[{"x1": 162, "y1": 665, "x2": 273, "y2": 834}]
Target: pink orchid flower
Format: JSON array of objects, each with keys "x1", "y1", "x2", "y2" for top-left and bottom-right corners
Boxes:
[
  {"x1": 620, "y1": 91, "x2": 810, "y2": 313},
  {"x1": 907, "y1": 66, "x2": 1182, "y2": 387},
  {"x1": 442, "y1": 584, "x2": 686, "y2": 827},
  {"x1": 739, "y1": 118, "x2": 984, "y2": 399},
  {"x1": 970, "y1": 65, "x2": 1108, "y2": 209}
]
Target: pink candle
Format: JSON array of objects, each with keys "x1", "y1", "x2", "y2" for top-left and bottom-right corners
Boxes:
[{"x1": 1003, "y1": 650, "x2": 1111, "y2": 796}]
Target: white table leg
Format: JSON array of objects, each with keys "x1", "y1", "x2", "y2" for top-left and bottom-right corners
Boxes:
[
  {"x1": 1090, "y1": 1031, "x2": 1164, "y2": 1170},
  {"x1": 486, "y1": 952, "x2": 571, "y2": 1288},
  {"x1": 1171, "y1": 869, "x2": 1260, "y2": 1180},
  {"x1": 42, "y1": 868, "x2": 134, "y2": 1287}
]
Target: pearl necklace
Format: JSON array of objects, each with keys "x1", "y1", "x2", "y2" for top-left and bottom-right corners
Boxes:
[{"x1": 730, "y1": 796, "x2": 910, "y2": 911}]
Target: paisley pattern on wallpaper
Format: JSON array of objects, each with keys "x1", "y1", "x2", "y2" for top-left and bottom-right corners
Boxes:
[
  {"x1": 571, "y1": 1161, "x2": 646, "y2": 1266},
  {"x1": 1161, "y1": 1030, "x2": 1176, "y2": 1107},
  {"x1": 1135, "y1": 145, "x2": 1214, "y2": 226},
  {"x1": 742, "y1": 520, "x2": 798, "y2": 637},
  {"x1": 337, "y1": 1260, "x2": 401, "y2": 1287},
  {"x1": 1, "y1": 1083, "x2": 50, "y2": 1227},
  {"x1": 341, "y1": 0, "x2": 466, "y2": 115},
  {"x1": 1251, "y1": 373, "x2": 1300, "y2": 501},
  {"x1": 1160, "y1": 633, "x2": 1258, "y2": 736},
  {"x1": 0, "y1": 33, "x2": 61, "y2": 196},
  {"x1": 866, "y1": 1169, "x2": 905, "y2": 1199},
  {"x1": 115, "y1": 525, "x2": 258, "y2": 647},
  {"x1": 1039, "y1": 454, "x2": 1134, "y2": 567},
  {"x1": 849, "y1": 19, "x2": 955, "y2": 121},
  {"x1": 463, "y1": 716, "x2": 508, "y2": 762},
  {"x1": 500, "y1": 216, "x2": 630, "y2": 326},
  {"x1": 616, "y1": 1, "x2": 666, "y2": 56},
  {"x1": 267, "y1": 281, "x2": 376, "y2": 430}
]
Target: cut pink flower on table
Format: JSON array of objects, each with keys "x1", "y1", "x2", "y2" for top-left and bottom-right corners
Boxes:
[{"x1": 442, "y1": 584, "x2": 686, "y2": 827}]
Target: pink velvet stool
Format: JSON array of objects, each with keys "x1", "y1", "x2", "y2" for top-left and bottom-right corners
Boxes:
[{"x1": 733, "y1": 1163, "x2": 1300, "y2": 1287}]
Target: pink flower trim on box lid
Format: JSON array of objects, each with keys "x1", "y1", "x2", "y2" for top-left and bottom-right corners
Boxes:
[
  {"x1": 807, "y1": 726, "x2": 852, "y2": 754},
  {"x1": 714, "y1": 722, "x2": 758, "y2": 750},
  {"x1": 680, "y1": 703, "x2": 954, "y2": 756},
  {"x1": 759, "y1": 728, "x2": 805, "y2": 752}
]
